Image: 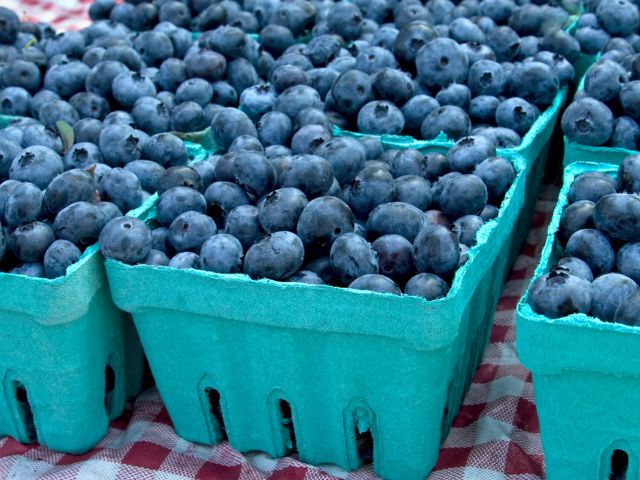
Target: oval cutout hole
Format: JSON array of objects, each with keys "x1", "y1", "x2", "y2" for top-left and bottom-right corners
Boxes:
[
  {"x1": 15, "y1": 383, "x2": 36, "y2": 444},
  {"x1": 610, "y1": 449, "x2": 629, "y2": 480},
  {"x1": 353, "y1": 408, "x2": 373, "y2": 466},
  {"x1": 205, "y1": 387, "x2": 227, "y2": 441},
  {"x1": 279, "y1": 399, "x2": 297, "y2": 454},
  {"x1": 104, "y1": 364, "x2": 116, "y2": 415}
]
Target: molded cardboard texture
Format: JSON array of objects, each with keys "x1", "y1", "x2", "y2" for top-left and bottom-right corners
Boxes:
[
  {"x1": 516, "y1": 161, "x2": 640, "y2": 480},
  {"x1": 333, "y1": 86, "x2": 568, "y2": 170},
  {"x1": 0, "y1": 195, "x2": 158, "y2": 453},
  {"x1": 105, "y1": 148, "x2": 532, "y2": 480}
]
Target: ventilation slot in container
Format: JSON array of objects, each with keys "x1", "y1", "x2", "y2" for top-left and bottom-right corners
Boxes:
[
  {"x1": 353, "y1": 407, "x2": 373, "y2": 466},
  {"x1": 610, "y1": 449, "x2": 629, "y2": 480},
  {"x1": 15, "y1": 382, "x2": 36, "y2": 443},
  {"x1": 104, "y1": 364, "x2": 116, "y2": 416},
  {"x1": 205, "y1": 387, "x2": 227, "y2": 441},
  {"x1": 279, "y1": 399, "x2": 297, "y2": 454}
]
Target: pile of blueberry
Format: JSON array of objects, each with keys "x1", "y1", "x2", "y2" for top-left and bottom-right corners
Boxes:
[
  {"x1": 100, "y1": 134, "x2": 516, "y2": 298},
  {"x1": 574, "y1": 0, "x2": 640, "y2": 57},
  {"x1": 0, "y1": 115, "x2": 192, "y2": 278},
  {"x1": 528, "y1": 155, "x2": 640, "y2": 325},
  {"x1": 561, "y1": 0, "x2": 640, "y2": 150}
]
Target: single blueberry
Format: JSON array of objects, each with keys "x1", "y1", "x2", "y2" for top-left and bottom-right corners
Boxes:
[
  {"x1": 528, "y1": 270, "x2": 592, "y2": 319},
  {"x1": 404, "y1": 272, "x2": 449, "y2": 300},
  {"x1": 413, "y1": 224, "x2": 461, "y2": 277},
  {"x1": 367, "y1": 201, "x2": 426, "y2": 242},
  {"x1": 99, "y1": 216, "x2": 152, "y2": 264},
  {"x1": 43, "y1": 239, "x2": 81, "y2": 279},
  {"x1": 566, "y1": 228, "x2": 615, "y2": 277}
]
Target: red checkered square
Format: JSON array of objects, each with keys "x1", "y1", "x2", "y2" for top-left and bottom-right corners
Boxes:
[
  {"x1": 195, "y1": 461, "x2": 242, "y2": 479},
  {"x1": 122, "y1": 441, "x2": 172, "y2": 470}
]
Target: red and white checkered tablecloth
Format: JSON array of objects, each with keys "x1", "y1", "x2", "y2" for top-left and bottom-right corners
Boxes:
[{"x1": 0, "y1": 2, "x2": 559, "y2": 478}]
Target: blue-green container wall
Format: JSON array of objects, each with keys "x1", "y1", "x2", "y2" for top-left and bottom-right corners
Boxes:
[
  {"x1": 105, "y1": 146, "x2": 536, "y2": 480},
  {"x1": 516, "y1": 161, "x2": 640, "y2": 480}
]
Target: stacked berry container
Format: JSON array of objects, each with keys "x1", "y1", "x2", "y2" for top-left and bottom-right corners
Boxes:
[
  {"x1": 104, "y1": 145, "x2": 528, "y2": 480},
  {"x1": 516, "y1": 161, "x2": 640, "y2": 480}
]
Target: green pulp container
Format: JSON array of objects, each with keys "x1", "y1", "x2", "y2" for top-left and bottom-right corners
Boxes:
[
  {"x1": 104, "y1": 147, "x2": 534, "y2": 480},
  {"x1": 0, "y1": 243, "x2": 144, "y2": 453},
  {"x1": 516, "y1": 161, "x2": 640, "y2": 480},
  {"x1": 0, "y1": 194, "x2": 162, "y2": 453}
]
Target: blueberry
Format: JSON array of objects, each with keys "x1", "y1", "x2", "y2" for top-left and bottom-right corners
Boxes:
[
  {"x1": 612, "y1": 117, "x2": 640, "y2": 150},
  {"x1": 566, "y1": 229, "x2": 615, "y2": 277},
  {"x1": 232, "y1": 151, "x2": 277, "y2": 198},
  {"x1": 495, "y1": 97, "x2": 538, "y2": 136},
  {"x1": 554, "y1": 257, "x2": 594, "y2": 282},
  {"x1": 31, "y1": 90, "x2": 60, "y2": 119},
  {"x1": 392, "y1": 175, "x2": 431, "y2": 210},
  {"x1": 367, "y1": 202, "x2": 426, "y2": 242},
  {"x1": 190, "y1": 160, "x2": 216, "y2": 189},
  {"x1": 151, "y1": 226, "x2": 171, "y2": 254},
  {"x1": 43, "y1": 61, "x2": 90, "y2": 98},
  {"x1": 158, "y1": 58, "x2": 187, "y2": 93},
  {"x1": 142, "y1": 133, "x2": 188, "y2": 168},
  {"x1": 620, "y1": 81, "x2": 640, "y2": 122},
  {"x1": 404, "y1": 272, "x2": 449, "y2": 299},
  {"x1": 44, "y1": 169, "x2": 97, "y2": 216},
  {"x1": 558, "y1": 200, "x2": 595, "y2": 243},
  {"x1": 416, "y1": 38, "x2": 469, "y2": 90},
  {"x1": 124, "y1": 161, "x2": 165, "y2": 194},
  {"x1": 9, "y1": 262, "x2": 45, "y2": 277},
  {"x1": 0, "y1": 7, "x2": 19, "y2": 44},
  {"x1": 4, "y1": 182, "x2": 42, "y2": 228},
  {"x1": 326, "y1": 2, "x2": 363, "y2": 41},
  {"x1": 157, "y1": 166, "x2": 203, "y2": 196},
  {"x1": 344, "y1": 166, "x2": 396, "y2": 217},
  {"x1": 540, "y1": 29, "x2": 580, "y2": 64},
  {"x1": 103, "y1": 111, "x2": 135, "y2": 128},
  {"x1": 0, "y1": 87, "x2": 31, "y2": 117},
  {"x1": 528, "y1": 270, "x2": 592, "y2": 319},
  {"x1": 9, "y1": 220, "x2": 55, "y2": 263},
  {"x1": 371, "y1": 233, "x2": 414, "y2": 283},
  {"x1": 10, "y1": 146, "x2": 63, "y2": 190},
  {"x1": 398, "y1": 95, "x2": 438, "y2": 136},
  {"x1": 357, "y1": 101, "x2": 405, "y2": 135},
  {"x1": 265, "y1": 145, "x2": 291, "y2": 159},
  {"x1": 98, "y1": 125, "x2": 148, "y2": 167},
  {"x1": 591, "y1": 273, "x2": 639, "y2": 322},
  {"x1": 596, "y1": 0, "x2": 639, "y2": 36},
  {"x1": 133, "y1": 31, "x2": 174, "y2": 67},
  {"x1": 347, "y1": 273, "x2": 400, "y2": 294},
  {"x1": 291, "y1": 124, "x2": 332, "y2": 155},
  {"x1": 239, "y1": 84, "x2": 276, "y2": 122},
  {"x1": 3, "y1": 59, "x2": 41, "y2": 93},
  {"x1": 561, "y1": 98, "x2": 614, "y2": 146},
  {"x1": 223, "y1": 204, "x2": 262, "y2": 250},
  {"x1": 329, "y1": 233, "x2": 378, "y2": 284},
  {"x1": 52, "y1": 201, "x2": 104, "y2": 248},
  {"x1": 486, "y1": 26, "x2": 520, "y2": 62},
  {"x1": 474, "y1": 156, "x2": 516, "y2": 204},
  {"x1": 99, "y1": 216, "x2": 152, "y2": 264},
  {"x1": 467, "y1": 60, "x2": 505, "y2": 97},
  {"x1": 142, "y1": 249, "x2": 170, "y2": 266},
  {"x1": 357, "y1": 137, "x2": 384, "y2": 161},
  {"x1": 204, "y1": 181, "x2": 250, "y2": 224},
  {"x1": 211, "y1": 108, "x2": 258, "y2": 152},
  {"x1": 519, "y1": 36, "x2": 541, "y2": 58},
  {"x1": 508, "y1": 61, "x2": 558, "y2": 108},
  {"x1": 435, "y1": 83, "x2": 471, "y2": 111},
  {"x1": 288, "y1": 270, "x2": 324, "y2": 285},
  {"x1": 413, "y1": 224, "x2": 460, "y2": 277},
  {"x1": 21, "y1": 124, "x2": 63, "y2": 154},
  {"x1": 296, "y1": 196, "x2": 354, "y2": 254},
  {"x1": 156, "y1": 186, "x2": 206, "y2": 227},
  {"x1": 229, "y1": 136, "x2": 264, "y2": 154},
  {"x1": 294, "y1": 108, "x2": 331, "y2": 131},
  {"x1": 448, "y1": 136, "x2": 496, "y2": 174},
  {"x1": 167, "y1": 211, "x2": 217, "y2": 253},
  {"x1": 618, "y1": 154, "x2": 640, "y2": 193},
  {"x1": 439, "y1": 174, "x2": 488, "y2": 220},
  {"x1": 421, "y1": 106, "x2": 471, "y2": 141},
  {"x1": 0, "y1": 140, "x2": 21, "y2": 179},
  {"x1": 42, "y1": 239, "x2": 81, "y2": 279},
  {"x1": 183, "y1": 48, "x2": 227, "y2": 83},
  {"x1": 112, "y1": 71, "x2": 157, "y2": 109},
  {"x1": 584, "y1": 60, "x2": 628, "y2": 105},
  {"x1": 130, "y1": 97, "x2": 170, "y2": 135},
  {"x1": 168, "y1": 251, "x2": 199, "y2": 269},
  {"x1": 243, "y1": 231, "x2": 304, "y2": 280},
  {"x1": 96, "y1": 202, "x2": 122, "y2": 223},
  {"x1": 453, "y1": 214, "x2": 484, "y2": 246},
  {"x1": 594, "y1": 193, "x2": 640, "y2": 242},
  {"x1": 195, "y1": 233, "x2": 244, "y2": 274},
  {"x1": 568, "y1": 172, "x2": 616, "y2": 204},
  {"x1": 259, "y1": 25, "x2": 295, "y2": 57},
  {"x1": 256, "y1": 187, "x2": 307, "y2": 233},
  {"x1": 279, "y1": 154, "x2": 335, "y2": 198},
  {"x1": 170, "y1": 101, "x2": 206, "y2": 132}
]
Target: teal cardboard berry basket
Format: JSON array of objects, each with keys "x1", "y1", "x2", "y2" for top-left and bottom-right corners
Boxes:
[
  {"x1": 516, "y1": 161, "x2": 640, "y2": 480},
  {"x1": 104, "y1": 146, "x2": 532, "y2": 480}
]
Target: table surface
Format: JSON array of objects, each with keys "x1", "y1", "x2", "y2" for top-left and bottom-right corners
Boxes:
[{"x1": 0, "y1": 2, "x2": 557, "y2": 478}]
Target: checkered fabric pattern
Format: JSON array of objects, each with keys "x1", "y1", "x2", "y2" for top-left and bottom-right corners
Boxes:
[
  {"x1": 0, "y1": 185, "x2": 559, "y2": 479},
  {"x1": 2, "y1": 0, "x2": 92, "y2": 32}
]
